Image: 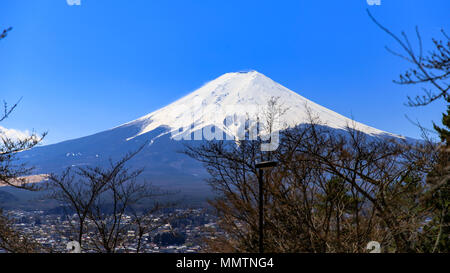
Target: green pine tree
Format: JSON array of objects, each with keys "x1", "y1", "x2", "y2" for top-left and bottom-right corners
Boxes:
[
  {"x1": 424, "y1": 97, "x2": 450, "y2": 252},
  {"x1": 434, "y1": 98, "x2": 450, "y2": 143}
]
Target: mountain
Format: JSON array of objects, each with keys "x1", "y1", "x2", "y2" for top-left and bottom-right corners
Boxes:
[
  {"x1": 0, "y1": 190, "x2": 19, "y2": 204},
  {"x1": 122, "y1": 70, "x2": 397, "y2": 141},
  {"x1": 17, "y1": 71, "x2": 401, "y2": 204}
]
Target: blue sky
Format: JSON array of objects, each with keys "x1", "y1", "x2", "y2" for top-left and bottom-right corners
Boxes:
[{"x1": 0, "y1": 0, "x2": 449, "y2": 144}]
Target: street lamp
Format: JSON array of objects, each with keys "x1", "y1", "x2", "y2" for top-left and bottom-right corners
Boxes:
[{"x1": 255, "y1": 160, "x2": 278, "y2": 253}]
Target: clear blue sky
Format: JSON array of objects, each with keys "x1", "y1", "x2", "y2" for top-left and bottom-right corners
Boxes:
[{"x1": 1, "y1": 0, "x2": 449, "y2": 144}]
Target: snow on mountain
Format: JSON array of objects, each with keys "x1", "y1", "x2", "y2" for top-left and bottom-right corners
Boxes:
[
  {"x1": 0, "y1": 126, "x2": 32, "y2": 141},
  {"x1": 120, "y1": 70, "x2": 398, "y2": 143}
]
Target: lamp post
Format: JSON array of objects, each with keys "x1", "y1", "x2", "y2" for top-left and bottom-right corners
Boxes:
[{"x1": 255, "y1": 160, "x2": 278, "y2": 253}]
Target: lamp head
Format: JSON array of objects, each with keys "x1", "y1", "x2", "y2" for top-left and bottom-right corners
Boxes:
[{"x1": 255, "y1": 161, "x2": 278, "y2": 169}]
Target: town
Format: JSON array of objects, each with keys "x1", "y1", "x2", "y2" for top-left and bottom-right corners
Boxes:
[{"x1": 1, "y1": 208, "x2": 221, "y2": 253}]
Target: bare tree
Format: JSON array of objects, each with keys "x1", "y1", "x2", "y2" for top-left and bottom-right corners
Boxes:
[
  {"x1": 0, "y1": 26, "x2": 50, "y2": 252},
  {"x1": 186, "y1": 100, "x2": 438, "y2": 252},
  {"x1": 0, "y1": 27, "x2": 12, "y2": 41},
  {"x1": 0, "y1": 210, "x2": 46, "y2": 253},
  {"x1": 369, "y1": 10, "x2": 449, "y2": 252},
  {"x1": 291, "y1": 119, "x2": 435, "y2": 252},
  {"x1": 367, "y1": 11, "x2": 449, "y2": 107},
  {"x1": 0, "y1": 98, "x2": 47, "y2": 190},
  {"x1": 47, "y1": 146, "x2": 171, "y2": 253},
  {"x1": 0, "y1": 98, "x2": 47, "y2": 251}
]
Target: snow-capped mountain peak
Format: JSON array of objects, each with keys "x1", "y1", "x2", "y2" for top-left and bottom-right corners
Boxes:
[{"x1": 122, "y1": 70, "x2": 397, "y2": 141}]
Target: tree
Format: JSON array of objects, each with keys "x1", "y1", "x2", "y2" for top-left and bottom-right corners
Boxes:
[
  {"x1": 0, "y1": 97, "x2": 47, "y2": 252},
  {"x1": 369, "y1": 10, "x2": 449, "y2": 252},
  {"x1": 0, "y1": 26, "x2": 48, "y2": 253},
  {"x1": 0, "y1": 99, "x2": 46, "y2": 190},
  {"x1": 0, "y1": 210, "x2": 44, "y2": 253},
  {"x1": 46, "y1": 146, "x2": 170, "y2": 253},
  {"x1": 424, "y1": 102, "x2": 450, "y2": 252},
  {"x1": 186, "y1": 103, "x2": 437, "y2": 252},
  {"x1": 368, "y1": 11, "x2": 449, "y2": 107},
  {"x1": 0, "y1": 26, "x2": 46, "y2": 190},
  {"x1": 0, "y1": 27, "x2": 12, "y2": 40}
]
